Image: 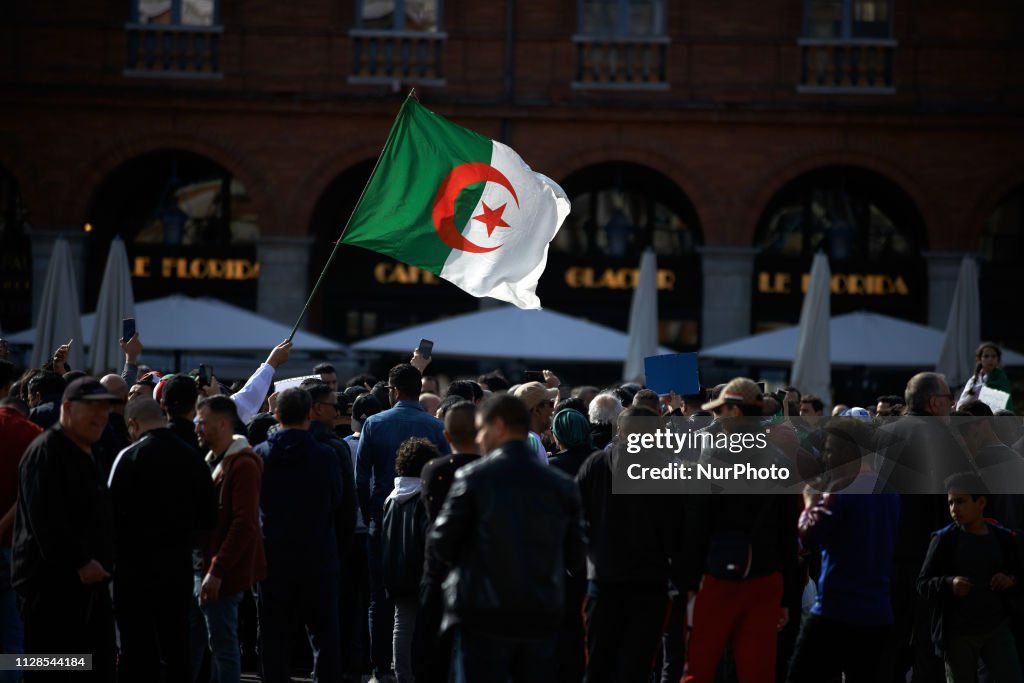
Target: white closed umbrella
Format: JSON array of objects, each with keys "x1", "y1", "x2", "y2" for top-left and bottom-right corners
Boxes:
[
  {"x1": 31, "y1": 238, "x2": 84, "y2": 371},
  {"x1": 90, "y1": 236, "x2": 136, "y2": 375},
  {"x1": 790, "y1": 251, "x2": 831, "y2": 408},
  {"x1": 623, "y1": 247, "x2": 659, "y2": 383},
  {"x1": 936, "y1": 256, "x2": 980, "y2": 389}
]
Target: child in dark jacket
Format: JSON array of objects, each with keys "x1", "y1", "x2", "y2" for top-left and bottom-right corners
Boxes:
[
  {"x1": 917, "y1": 472, "x2": 1024, "y2": 683},
  {"x1": 381, "y1": 437, "x2": 439, "y2": 683}
]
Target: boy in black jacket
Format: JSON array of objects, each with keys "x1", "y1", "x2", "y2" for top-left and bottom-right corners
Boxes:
[{"x1": 917, "y1": 472, "x2": 1023, "y2": 683}]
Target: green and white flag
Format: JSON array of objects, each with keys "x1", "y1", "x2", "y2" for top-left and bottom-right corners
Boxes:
[{"x1": 341, "y1": 97, "x2": 570, "y2": 309}]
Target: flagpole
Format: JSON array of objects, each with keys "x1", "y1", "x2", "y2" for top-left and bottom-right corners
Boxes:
[{"x1": 286, "y1": 91, "x2": 416, "y2": 342}]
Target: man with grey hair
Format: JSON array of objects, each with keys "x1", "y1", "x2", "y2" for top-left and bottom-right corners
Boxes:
[
  {"x1": 904, "y1": 371, "x2": 954, "y2": 423},
  {"x1": 879, "y1": 370, "x2": 973, "y2": 682},
  {"x1": 108, "y1": 397, "x2": 216, "y2": 682},
  {"x1": 588, "y1": 391, "x2": 624, "y2": 449}
]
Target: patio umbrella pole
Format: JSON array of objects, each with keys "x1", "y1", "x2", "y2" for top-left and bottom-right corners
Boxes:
[{"x1": 287, "y1": 90, "x2": 415, "y2": 343}]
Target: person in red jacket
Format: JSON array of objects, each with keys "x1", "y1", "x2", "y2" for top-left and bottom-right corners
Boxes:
[
  {"x1": 0, "y1": 395, "x2": 42, "y2": 676},
  {"x1": 193, "y1": 395, "x2": 266, "y2": 683}
]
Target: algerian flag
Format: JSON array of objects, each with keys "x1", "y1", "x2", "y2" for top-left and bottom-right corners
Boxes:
[{"x1": 341, "y1": 96, "x2": 570, "y2": 309}]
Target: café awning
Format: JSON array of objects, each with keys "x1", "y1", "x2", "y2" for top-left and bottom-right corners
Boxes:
[
  {"x1": 352, "y1": 305, "x2": 676, "y2": 362},
  {"x1": 700, "y1": 311, "x2": 1024, "y2": 368},
  {"x1": 8, "y1": 294, "x2": 345, "y2": 353}
]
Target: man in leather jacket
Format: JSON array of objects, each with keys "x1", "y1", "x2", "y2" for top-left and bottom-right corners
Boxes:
[{"x1": 425, "y1": 393, "x2": 586, "y2": 682}]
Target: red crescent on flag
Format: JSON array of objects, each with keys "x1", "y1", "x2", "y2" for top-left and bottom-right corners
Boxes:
[{"x1": 431, "y1": 162, "x2": 520, "y2": 253}]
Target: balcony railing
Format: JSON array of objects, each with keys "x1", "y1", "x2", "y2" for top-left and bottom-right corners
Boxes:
[
  {"x1": 349, "y1": 30, "x2": 447, "y2": 86},
  {"x1": 572, "y1": 35, "x2": 670, "y2": 91},
  {"x1": 124, "y1": 23, "x2": 222, "y2": 79},
  {"x1": 798, "y1": 38, "x2": 896, "y2": 94}
]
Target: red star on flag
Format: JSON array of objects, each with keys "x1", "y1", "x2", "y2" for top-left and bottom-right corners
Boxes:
[{"x1": 473, "y1": 202, "x2": 510, "y2": 237}]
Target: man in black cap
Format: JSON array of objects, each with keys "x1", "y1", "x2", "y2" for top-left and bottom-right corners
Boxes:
[
  {"x1": 13, "y1": 377, "x2": 122, "y2": 682},
  {"x1": 107, "y1": 397, "x2": 216, "y2": 682}
]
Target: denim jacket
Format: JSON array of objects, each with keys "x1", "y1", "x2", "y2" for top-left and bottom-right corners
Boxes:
[{"x1": 355, "y1": 400, "x2": 449, "y2": 531}]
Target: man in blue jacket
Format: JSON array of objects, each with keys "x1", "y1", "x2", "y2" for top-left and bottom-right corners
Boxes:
[
  {"x1": 356, "y1": 363, "x2": 449, "y2": 682},
  {"x1": 255, "y1": 388, "x2": 344, "y2": 683}
]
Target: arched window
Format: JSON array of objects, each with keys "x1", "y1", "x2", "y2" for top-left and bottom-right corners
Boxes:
[
  {"x1": 756, "y1": 165, "x2": 921, "y2": 261},
  {"x1": 753, "y1": 165, "x2": 926, "y2": 331},
  {"x1": 980, "y1": 185, "x2": 1024, "y2": 264},
  {"x1": 545, "y1": 162, "x2": 702, "y2": 349},
  {"x1": 979, "y1": 184, "x2": 1024, "y2": 349},
  {"x1": 556, "y1": 162, "x2": 701, "y2": 260},
  {"x1": 84, "y1": 150, "x2": 260, "y2": 309},
  {"x1": 88, "y1": 150, "x2": 258, "y2": 248}
]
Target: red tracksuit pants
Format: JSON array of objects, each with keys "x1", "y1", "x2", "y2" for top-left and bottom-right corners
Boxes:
[{"x1": 684, "y1": 572, "x2": 783, "y2": 683}]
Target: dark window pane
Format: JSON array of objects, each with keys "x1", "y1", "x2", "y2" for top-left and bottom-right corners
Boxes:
[{"x1": 806, "y1": 0, "x2": 844, "y2": 38}]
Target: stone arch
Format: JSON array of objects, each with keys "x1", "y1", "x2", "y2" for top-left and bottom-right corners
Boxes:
[
  {"x1": 967, "y1": 169, "x2": 1024, "y2": 247},
  {"x1": 549, "y1": 145, "x2": 714, "y2": 239},
  {"x1": 555, "y1": 160, "x2": 704, "y2": 259},
  {"x1": 743, "y1": 150, "x2": 937, "y2": 248},
  {"x1": 68, "y1": 133, "x2": 276, "y2": 235},
  {"x1": 287, "y1": 142, "x2": 388, "y2": 239}
]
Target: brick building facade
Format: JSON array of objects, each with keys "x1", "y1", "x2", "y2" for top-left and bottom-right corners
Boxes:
[{"x1": 1, "y1": 0, "x2": 1022, "y2": 359}]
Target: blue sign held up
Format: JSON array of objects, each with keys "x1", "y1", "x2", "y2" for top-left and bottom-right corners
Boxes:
[{"x1": 644, "y1": 352, "x2": 700, "y2": 396}]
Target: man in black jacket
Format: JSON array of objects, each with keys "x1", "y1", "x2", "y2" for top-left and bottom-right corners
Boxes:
[
  {"x1": 307, "y1": 382, "x2": 357, "y2": 553},
  {"x1": 13, "y1": 377, "x2": 122, "y2": 682},
  {"x1": 426, "y1": 394, "x2": 586, "y2": 682},
  {"x1": 306, "y1": 380, "x2": 358, "y2": 677},
  {"x1": 576, "y1": 405, "x2": 685, "y2": 683},
  {"x1": 107, "y1": 397, "x2": 216, "y2": 683},
  {"x1": 416, "y1": 400, "x2": 480, "y2": 683},
  {"x1": 879, "y1": 371, "x2": 969, "y2": 682}
]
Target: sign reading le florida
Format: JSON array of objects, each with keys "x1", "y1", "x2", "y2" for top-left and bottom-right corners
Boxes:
[{"x1": 132, "y1": 256, "x2": 260, "y2": 281}]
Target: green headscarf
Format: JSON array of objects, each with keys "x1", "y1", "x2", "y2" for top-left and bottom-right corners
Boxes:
[{"x1": 552, "y1": 408, "x2": 593, "y2": 449}]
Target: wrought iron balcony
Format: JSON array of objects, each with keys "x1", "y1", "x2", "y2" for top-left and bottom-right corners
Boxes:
[
  {"x1": 349, "y1": 29, "x2": 447, "y2": 86},
  {"x1": 798, "y1": 38, "x2": 896, "y2": 93},
  {"x1": 124, "y1": 23, "x2": 223, "y2": 79},
  {"x1": 572, "y1": 35, "x2": 670, "y2": 91}
]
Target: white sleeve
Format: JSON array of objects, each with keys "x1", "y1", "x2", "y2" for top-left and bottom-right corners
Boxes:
[
  {"x1": 956, "y1": 376, "x2": 979, "y2": 410},
  {"x1": 231, "y1": 362, "x2": 276, "y2": 425}
]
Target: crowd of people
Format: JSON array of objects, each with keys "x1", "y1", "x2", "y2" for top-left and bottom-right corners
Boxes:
[{"x1": 0, "y1": 334, "x2": 1023, "y2": 683}]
